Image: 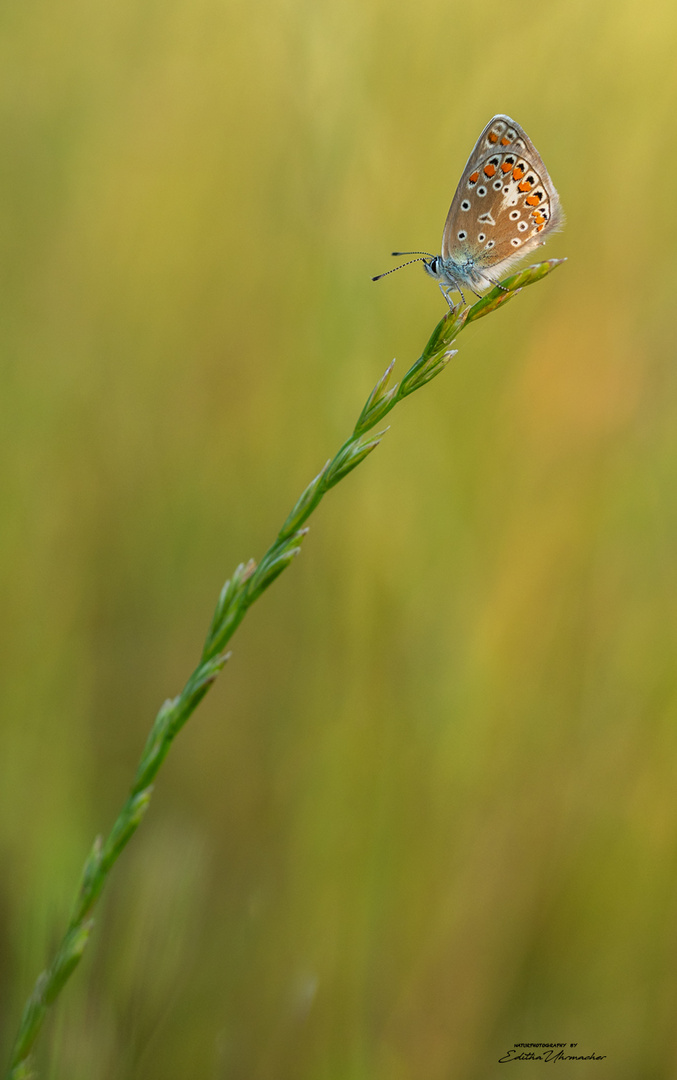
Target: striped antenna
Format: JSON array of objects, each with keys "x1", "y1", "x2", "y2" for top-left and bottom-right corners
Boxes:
[{"x1": 372, "y1": 254, "x2": 433, "y2": 282}]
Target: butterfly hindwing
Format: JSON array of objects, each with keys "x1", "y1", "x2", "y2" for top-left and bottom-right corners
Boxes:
[{"x1": 440, "y1": 115, "x2": 563, "y2": 284}]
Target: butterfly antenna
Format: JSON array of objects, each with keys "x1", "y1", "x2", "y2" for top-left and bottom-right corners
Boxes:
[
  {"x1": 372, "y1": 257, "x2": 428, "y2": 282},
  {"x1": 391, "y1": 251, "x2": 434, "y2": 257}
]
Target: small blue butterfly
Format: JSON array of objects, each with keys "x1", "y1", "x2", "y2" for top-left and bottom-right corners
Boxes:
[{"x1": 374, "y1": 114, "x2": 564, "y2": 307}]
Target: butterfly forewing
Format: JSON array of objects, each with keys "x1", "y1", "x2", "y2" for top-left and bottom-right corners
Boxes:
[{"x1": 441, "y1": 115, "x2": 563, "y2": 281}]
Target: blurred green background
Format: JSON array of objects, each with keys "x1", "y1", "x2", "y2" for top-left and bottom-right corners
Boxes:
[{"x1": 2, "y1": 0, "x2": 677, "y2": 1076}]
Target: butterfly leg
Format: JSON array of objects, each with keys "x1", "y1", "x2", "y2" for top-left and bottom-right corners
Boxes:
[
  {"x1": 438, "y1": 282, "x2": 455, "y2": 310},
  {"x1": 439, "y1": 282, "x2": 464, "y2": 309}
]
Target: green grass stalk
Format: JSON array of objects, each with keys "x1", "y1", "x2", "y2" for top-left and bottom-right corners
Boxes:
[{"x1": 5, "y1": 259, "x2": 565, "y2": 1079}]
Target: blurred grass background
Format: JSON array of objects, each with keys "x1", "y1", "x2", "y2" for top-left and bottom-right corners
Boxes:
[{"x1": 2, "y1": 0, "x2": 677, "y2": 1076}]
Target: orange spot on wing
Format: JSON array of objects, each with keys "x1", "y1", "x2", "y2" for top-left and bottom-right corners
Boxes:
[
  {"x1": 537, "y1": 224, "x2": 544, "y2": 232},
  {"x1": 488, "y1": 131, "x2": 498, "y2": 143},
  {"x1": 512, "y1": 167, "x2": 524, "y2": 180},
  {"x1": 518, "y1": 180, "x2": 532, "y2": 192},
  {"x1": 500, "y1": 136, "x2": 510, "y2": 145},
  {"x1": 469, "y1": 171, "x2": 479, "y2": 184},
  {"x1": 484, "y1": 163, "x2": 497, "y2": 177},
  {"x1": 525, "y1": 194, "x2": 540, "y2": 205},
  {"x1": 533, "y1": 211, "x2": 545, "y2": 223},
  {"x1": 501, "y1": 162, "x2": 512, "y2": 173}
]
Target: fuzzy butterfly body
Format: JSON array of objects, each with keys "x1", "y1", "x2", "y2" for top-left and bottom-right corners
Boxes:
[{"x1": 374, "y1": 115, "x2": 563, "y2": 307}]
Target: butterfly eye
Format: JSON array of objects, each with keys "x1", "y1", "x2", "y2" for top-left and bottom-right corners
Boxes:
[
  {"x1": 461, "y1": 200, "x2": 470, "y2": 211},
  {"x1": 517, "y1": 222, "x2": 528, "y2": 232},
  {"x1": 457, "y1": 230, "x2": 467, "y2": 240},
  {"x1": 509, "y1": 210, "x2": 521, "y2": 220},
  {"x1": 510, "y1": 238, "x2": 521, "y2": 247},
  {"x1": 478, "y1": 233, "x2": 486, "y2": 242},
  {"x1": 477, "y1": 186, "x2": 487, "y2": 197},
  {"x1": 493, "y1": 180, "x2": 502, "y2": 190},
  {"x1": 485, "y1": 239, "x2": 495, "y2": 249}
]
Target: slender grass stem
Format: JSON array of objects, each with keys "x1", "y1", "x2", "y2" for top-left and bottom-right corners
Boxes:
[{"x1": 5, "y1": 258, "x2": 565, "y2": 1079}]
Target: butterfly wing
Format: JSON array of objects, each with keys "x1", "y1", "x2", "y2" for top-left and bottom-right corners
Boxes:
[{"x1": 440, "y1": 115, "x2": 563, "y2": 287}]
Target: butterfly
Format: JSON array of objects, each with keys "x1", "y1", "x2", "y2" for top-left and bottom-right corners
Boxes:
[{"x1": 373, "y1": 114, "x2": 564, "y2": 307}]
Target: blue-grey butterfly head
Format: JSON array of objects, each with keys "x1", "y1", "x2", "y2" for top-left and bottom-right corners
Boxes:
[{"x1": 423, "y1": 255, "x2": 443, "y2": 279}]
